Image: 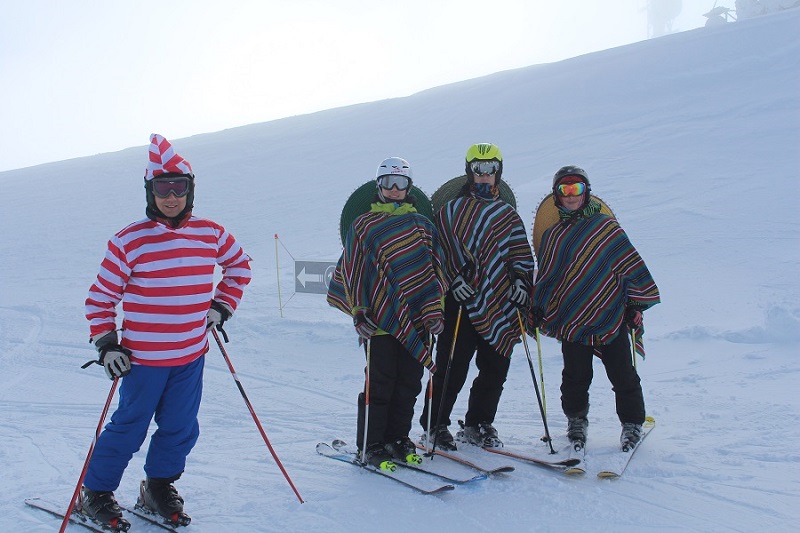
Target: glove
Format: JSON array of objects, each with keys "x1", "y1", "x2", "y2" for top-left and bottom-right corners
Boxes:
[
  {"x1": 529, "y1": 307, "x2": 545, "y2": 331},
  {"x1": 91, "y1": 331, "x2": 132, "y2": 380},
  {"x1": 508, "y1": 278, "x2": 530, "y2": 308},
  {"x1": 450, "y1": 274, "x2": 476, "y2": 303},
  {"x1": 625, "y1": 306, "x2": 644, "y2": 329},
  {"x1": 353, "y1": 309, "x2": 378, "y2": 339},
  {"x1": 425, "y1": 317, "x2": 445, "y2": 336},
  {"x1": 206, "y1": 300, "x2": 232, "y2": 331}
]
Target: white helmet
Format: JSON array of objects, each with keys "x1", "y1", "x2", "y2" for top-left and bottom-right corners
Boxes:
[
  {"x1": 375, "y1": 157, "x2": 413, "y2": 180},
  {"x1": 375, "y1": 157, "x2": 413, "y2": 203}
]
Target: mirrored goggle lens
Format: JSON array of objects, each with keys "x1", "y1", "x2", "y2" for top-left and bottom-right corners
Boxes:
[
  {"x1": 152, "y1": 177, "x2": 191, "y2": 198},
  {"x1": 378, "y1": 174, "x2": 411, "y2": 191},
  {"x1": 556, "y1": 182, "x2": 586, "y2": 197},
  {"x1": 470, "y1": 160, "x2": 500, "y2": 175}
]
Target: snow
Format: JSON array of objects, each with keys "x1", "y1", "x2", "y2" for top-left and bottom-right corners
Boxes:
[{"x1": 1, "y1": 10, "x2": 799, "y2": 533}]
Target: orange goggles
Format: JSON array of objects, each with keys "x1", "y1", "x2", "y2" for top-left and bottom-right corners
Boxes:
[{"x1": 556, "y1": 182, "x2": 586, "y2": 197}]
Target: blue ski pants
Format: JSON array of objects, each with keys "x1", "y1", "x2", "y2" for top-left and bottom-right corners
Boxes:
[{"x1": 83, "y1": 356, "x2": 204, "y2": 491}]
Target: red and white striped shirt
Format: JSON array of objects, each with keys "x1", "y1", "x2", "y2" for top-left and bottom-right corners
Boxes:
[{"x1": 86, "y1": 216, "x2": 252, "y2": 366}]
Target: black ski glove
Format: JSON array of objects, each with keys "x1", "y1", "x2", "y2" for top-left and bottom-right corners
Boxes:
[
  {"x1": 508, "y1": 278, "x2": 530, "y2": 309},
  {"x1": 82, "y1": 331, "x2": 132, "y2": 380},
  {"x1": 353, "y1": 309, "x2": 378, "y2": 339},
  {"x1": 625, "y1": 306, "x2": 644, "y2": 329},
  {"x1": 207, "y1": 300, "x2": 233, "y2": 342},
  {"x1": 530, "y1": 307, "x2": 545, "y2": 331}
]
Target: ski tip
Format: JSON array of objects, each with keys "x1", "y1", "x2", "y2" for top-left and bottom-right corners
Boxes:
[{"x1": 597, "y1": 471, "x2": 621, "y2": 479}]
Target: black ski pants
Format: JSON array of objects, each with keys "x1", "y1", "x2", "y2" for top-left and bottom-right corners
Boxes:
[
  {"x1": 420, "y1": 294, "x2": 511, "y2": 430},
  {"x1": 357, "y1": 334, "x2": 424, "y2": 449},
  {"x1": 560, "y1": 329, "x2": 645, "y2": 425}
]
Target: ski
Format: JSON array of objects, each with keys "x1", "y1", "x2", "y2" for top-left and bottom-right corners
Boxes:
[
  {"x1": 25, "y1": 497, "x2": 131, "y2": 532},
  {"x1": 482, "y1": 446, "x2": 581, "y2": 470},
  {"x1": 316, "y1": 442, "x2": 455, "y2": 495},
  {"x1": 596, "y1": 416, "x2": 655, "y2": 479},
  {"x1": 563, "y1": 442, "x2": 587, "y2": 475},
  {"x1": 416, "y1": 444, "x2": 515, "y2": 475},
  {"x1": 330, "y1": 439, "x2": 484, "y2": 484},
  {"x1": 122, "y1": 503, "x2": 185, "y2": 530}
]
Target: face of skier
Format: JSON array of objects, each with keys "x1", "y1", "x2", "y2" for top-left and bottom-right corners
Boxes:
[
  {"x1": 470, "y1": 160, "x2": 499, "y2": 186},
  {"x1": 154, "y1": 189, "x2": 188, "y2": 218},
  {"x1": 379, "y1": 184, "x2": 408, "y2": 202},
  {"x1": 556, "y1": 178, "x2": 587, "y2": 211}
]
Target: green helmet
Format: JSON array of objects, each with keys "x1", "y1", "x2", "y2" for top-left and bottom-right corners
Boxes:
[{"x1": 465, "y1": 143, "x2": 503, "y2": 182}]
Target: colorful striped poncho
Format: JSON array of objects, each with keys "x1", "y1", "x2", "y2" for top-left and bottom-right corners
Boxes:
[
  {"x1": 437, "y1": 194, "x2": 535, "y2": 358},
  {"x1": 532, "y1": 207, "x2": 660, "y2": 357},
  {"x1": 327, "y1": 202, "x2": 444, "y2": 370}
]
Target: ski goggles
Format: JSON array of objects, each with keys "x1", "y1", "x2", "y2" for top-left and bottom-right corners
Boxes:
[
  {"x1": 470, "y1": 160, "x2": 500, "y2": 176},
  {"x1": 151, "y1": 176, "x2": 192, "y2": 198},
  {"x1": 377, "y1": 174, "x2": 411, "y2": 191},
  {"x1": 556, "y1": 181, "x2": 586, "y2": 197}
]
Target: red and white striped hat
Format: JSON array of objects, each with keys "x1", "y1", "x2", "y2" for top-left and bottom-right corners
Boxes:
[{"x1": 144, "y1": 134, "x2": 193, "y2": 181}]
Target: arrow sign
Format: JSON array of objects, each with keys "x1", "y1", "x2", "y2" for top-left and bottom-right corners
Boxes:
[{"x1": 295, "y1": 260, "x2": 338, "y2": 294}]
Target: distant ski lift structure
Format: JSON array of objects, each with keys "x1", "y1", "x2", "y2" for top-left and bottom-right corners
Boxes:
[
  {"x1": 704, "y1": 1, "x2": 737, "y2": 25},
  {"x1": 647, "y1": 0, "x2": 683, "y2": 38}
]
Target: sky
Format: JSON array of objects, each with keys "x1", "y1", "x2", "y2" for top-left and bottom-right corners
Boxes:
[
  {"x1": 1, "y1": 8, "x2": 798, "y2": 532},
  {"x1": 0, "y1": 0, "x2": 721, "y2": 173}
]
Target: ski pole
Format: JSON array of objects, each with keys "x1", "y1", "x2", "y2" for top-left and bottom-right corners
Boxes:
[
  {"x1": 534, "y1": 327, "x2": 547, "y2": 415},
  {"x1": 430, "y1": 304, "x2": 462, "y2": 455},
  {"x1": 360, "y1": 339, "x2": 371, "y2": 465},
  {"x1": 424, "y1": 333, "x2": 434, "y2": 453},
  {"x1": 630, "y1": 328, "x2": 638, "y2": 370},
  {"x1": 516, "y1": 310, "x2": 555, "y2": 454},
  {"x1": 211, "y1": 329, "x2": 304, "y2": 504},
  {"x1": 60, "y1": 377, "x2": 119, "y2": 533}
]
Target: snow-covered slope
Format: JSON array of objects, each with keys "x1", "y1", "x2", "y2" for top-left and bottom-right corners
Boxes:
[{"x1": 1, "y1": 10, "x2": 798, "y2": 533}]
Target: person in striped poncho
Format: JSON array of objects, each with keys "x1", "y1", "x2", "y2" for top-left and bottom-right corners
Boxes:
[
  {"x1": 80, "y1": 135, "x2": 251, "y2": 526},
  {"x1": 327, "y1": 157, "x2": 445, "y2": 468},
  {"x1": 530, "y1": 165, "x2": 660, "y2": 451},
  {"x1": 420, "y1": 143, "x2": 535, "y2": 450}
]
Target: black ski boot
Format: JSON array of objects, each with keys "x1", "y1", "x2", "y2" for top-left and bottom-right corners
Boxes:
[
  {"x1": 137, "y1": 477, "x2": 191, "y2": 526},
  {"x1": 424, "y1": 425, "x2": 457, "y2": 451},
  {"x1": 359, "y1": 442, "x2": 396, "y2": 471},
  {"x1": 620, "y1": 422, "x2": 643, "y2": 452},
  {"x1": 385, "y1": 436, "x2": 423, "y2": 465},
  {"x1": 80, "y1": 487, "x2": 131, "y2": 532},
  {"x1": 567, "y1": 416, "x2": 589, "y2": 450},
  {"x1": 458, "y1": 421, "x2": 503, "y2": 448}
]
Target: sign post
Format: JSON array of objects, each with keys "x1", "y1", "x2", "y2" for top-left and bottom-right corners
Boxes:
[{"x1": 294, "y1": 261, "x2": 337, "y2": 294}]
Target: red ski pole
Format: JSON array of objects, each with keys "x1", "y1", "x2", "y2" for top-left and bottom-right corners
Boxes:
[
  {"x1": 211, "y1": 329, "x2": 305, "y2": 503},
  {"x1": 60, "y1": 377, "x2": 119, "y2": 533}
]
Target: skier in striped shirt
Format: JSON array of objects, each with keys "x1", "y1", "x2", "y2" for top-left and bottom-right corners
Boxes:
[
  {"x1": 421, "y1": 143, "x2": 535, "y2": 450},
  {"x1": 327, "y1": 157, "x2": 445, "y2": 469},
  {"x1": 80, "y1": 134, "x2": 251, "y2": 528},
  {"x1": 530, "y1": 165, "x2": 660, "y2": 452}
]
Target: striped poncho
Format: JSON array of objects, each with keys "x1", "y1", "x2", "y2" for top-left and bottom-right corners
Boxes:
[
  {"x1": 437, "y1": 194, "x2": 535, "y2": 358},
  {"x1": 327, "y1": 202, "x2": 444, "y2": 370},
  {"x1": 532, "y1": 207, "x2": 660, "y2": 357}
]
